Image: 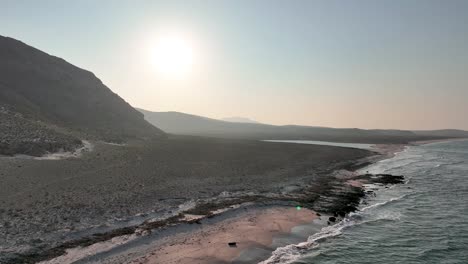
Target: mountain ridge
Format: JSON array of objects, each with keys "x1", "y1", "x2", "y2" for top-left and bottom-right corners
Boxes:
[
  {"x1": 221, "y1": 116, "x2": 260, "y2": 124},
  {"x1": 138, "y1": 109, "x2": 464, "y2": 144}
]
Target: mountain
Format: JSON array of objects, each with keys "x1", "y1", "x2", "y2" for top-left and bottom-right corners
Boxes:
[
  {"x1": 221, "y1": 116, "x2": 260, "y2": 124},
  {"x1": 138, "y1": 109, "x2": 447, "y2": 144},
  {"x1": 0, "y1": 36, "x2": 165, "y2": 155}
]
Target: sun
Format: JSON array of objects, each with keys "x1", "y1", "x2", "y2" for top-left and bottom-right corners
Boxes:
[{"x1": 150, "y1": 34, "x2": 195, "y2": 79}]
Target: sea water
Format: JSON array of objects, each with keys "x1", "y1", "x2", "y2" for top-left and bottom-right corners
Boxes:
[
  {"x1": 262, "y1": 140, "x2": 468, "y2": 264},
  {"x1": 263, "y1": 140, "x2": 374, "y2": 150}
]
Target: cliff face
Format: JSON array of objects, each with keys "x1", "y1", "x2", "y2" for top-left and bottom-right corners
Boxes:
[{"x1": 0, "y1": 36, "x2": 165, "y2": 148}]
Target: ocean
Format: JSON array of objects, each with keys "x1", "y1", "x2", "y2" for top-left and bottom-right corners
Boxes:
[{"x1": 263, "y1": 140, "x2": 468, "y2": 264}]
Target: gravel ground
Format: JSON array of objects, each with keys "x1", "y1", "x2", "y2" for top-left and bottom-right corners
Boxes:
[{"x1": 0, "y1": 136, "x2": 372, "y2": 263}]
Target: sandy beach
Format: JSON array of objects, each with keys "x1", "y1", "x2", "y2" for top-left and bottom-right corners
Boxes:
[{"x1": 127, "y1": 207, "x2": 320, "y2": 264}]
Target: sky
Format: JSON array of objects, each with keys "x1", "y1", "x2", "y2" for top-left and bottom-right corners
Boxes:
[{"x1": 1, "y1": 0, "x2": 468, "y2": 130}]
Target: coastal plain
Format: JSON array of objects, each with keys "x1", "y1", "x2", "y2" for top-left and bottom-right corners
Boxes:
[{"x1": 0, "y1": 136, "x2": 372, "y2": 263}]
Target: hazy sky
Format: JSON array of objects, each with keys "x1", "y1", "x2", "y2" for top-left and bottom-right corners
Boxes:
[{"x1": 2, "y1": 0, "x2": 468, "y2": 130}]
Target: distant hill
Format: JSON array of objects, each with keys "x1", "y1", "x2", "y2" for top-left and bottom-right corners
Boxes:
[
  {"x1": 138, "y1": 109, "x2": 450, "y2": 144},
  {"x1": 221, "y1": 116, "x2": 260, "y2": 124},
  {"x1": 413, "y1": 129, "x2": 468, "y2": 138},
  {"x1": 0, "y1": 36, "x2": 165, "y2": 155}
]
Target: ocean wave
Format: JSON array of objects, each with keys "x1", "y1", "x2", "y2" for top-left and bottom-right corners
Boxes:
[
  {"x1": 259, "y1": 219, "x2": 354, "y2": 264},
  {"x1": 260, "y1": 190, "x2": 409, "y2": 264},
  {"x1": 260, "y1": 208, "x2": 404, "y2": 264},
  {"x1": 360, "y1": 194, "x2": 408, "y2": 212}
]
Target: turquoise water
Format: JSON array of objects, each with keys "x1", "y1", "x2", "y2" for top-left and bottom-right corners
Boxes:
[{"x1": 262, "y1": 140, "x2": 468, "y2": 264}]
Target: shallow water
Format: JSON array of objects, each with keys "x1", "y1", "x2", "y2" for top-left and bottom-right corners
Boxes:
[
  {"x1": 262, "y1": 140, "x2": 468, "y2": 264},
  {"x1": 263, "y1": 140, "x2": 374, "y2": 150}
]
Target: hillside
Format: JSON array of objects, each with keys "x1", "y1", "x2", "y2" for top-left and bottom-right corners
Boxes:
[
  {"x1": 138, "y1": 109, "x2": 448, "y2": 144},
  {"x1": 0, "y1": 36, "x2": 165, "y2": 155}
]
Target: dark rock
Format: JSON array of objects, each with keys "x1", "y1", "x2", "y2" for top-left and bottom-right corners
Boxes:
[
  {"x1": 355, "y1": 173, "x2": 405, "y2": 185},
  {"x1": 228, "y1": 242, "x2": 237, "y2": 247},
  {"x1": 329, "y1": 216, "x2": 336, "y2": 222}
]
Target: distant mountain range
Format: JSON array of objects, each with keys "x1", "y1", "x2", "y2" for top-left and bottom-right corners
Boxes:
[
  {"x1": 0, "y1": 36, "x2": 165, "y2": 155},
  {"x1": 138, "y1": 109, "x2": 467, "y2": 144},
  {"x1": 221, "y1": 117, "x2": 260, "y2": 124}
]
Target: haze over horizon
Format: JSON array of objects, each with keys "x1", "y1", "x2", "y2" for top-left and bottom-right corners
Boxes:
[{"x1": 2, "y1": 0, "x2": 468, "y2": 130}]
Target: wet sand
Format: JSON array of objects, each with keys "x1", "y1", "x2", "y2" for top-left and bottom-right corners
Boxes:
[{"x1": 127, "y1": 207, "x2": 319, "y2": 264}]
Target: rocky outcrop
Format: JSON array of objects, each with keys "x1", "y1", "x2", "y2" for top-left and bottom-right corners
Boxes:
[
  {"x1": 300, "y1": 173, "x2": 405, "y2": 216},
  {"x1": 0, "y1": 106, "x2": 82, "y2": 156}
]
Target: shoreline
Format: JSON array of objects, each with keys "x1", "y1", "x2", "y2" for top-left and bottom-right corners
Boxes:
[
  {"x1": 128, "y1": 206, "x2": 321, "y2": 264},
  {"x1": 124, "y1": 159, "x2": 405, "y2": 264},
  {"x1": 2, "y1": 140, "x2": 411, "y2": 264},
  {"x1": 38, "y1": 150, "x2": 401, "y2": 264}
]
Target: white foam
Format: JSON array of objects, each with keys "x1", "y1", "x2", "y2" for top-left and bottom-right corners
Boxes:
[
  {"x1": 260, "y1": 218, "x2": 356, "y2": 264},
  {"x1": 260, "y1": 184, "x2": 409, "y2": 264},
  {"x1": 360, "y1": 194, "x2": 407, "y2": 212},
  {"x1": 102, "y1": 142, "x2": 126, "y2": 146}
]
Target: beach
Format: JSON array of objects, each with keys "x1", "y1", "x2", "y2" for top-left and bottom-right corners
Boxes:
[{"x1": 126, "y1": 206, "x2": 320, "y2": 264}]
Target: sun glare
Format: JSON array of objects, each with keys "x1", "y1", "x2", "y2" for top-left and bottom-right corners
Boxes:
[{"x1": 150, "y1": 34, "x2": 195, "y2": 79}]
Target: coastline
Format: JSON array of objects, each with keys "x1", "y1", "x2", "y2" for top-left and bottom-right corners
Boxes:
[
  {"x1": 122, "y1": 148, "x2": 405, "y2": 264},
  {"x1": 1, "y1": 139, "x2": 424, "y2": 264},
  {"x1": 84, "y1": 147, "x2": 404, "y2": 263}
]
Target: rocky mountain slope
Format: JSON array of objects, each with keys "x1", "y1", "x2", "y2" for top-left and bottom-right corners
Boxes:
[
  {"x1": 0, "y1": 36, "x2": 165, "y2": 155},
  {"x1": 0, "y1": 106, "x2": 82, "y2": 156}
]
